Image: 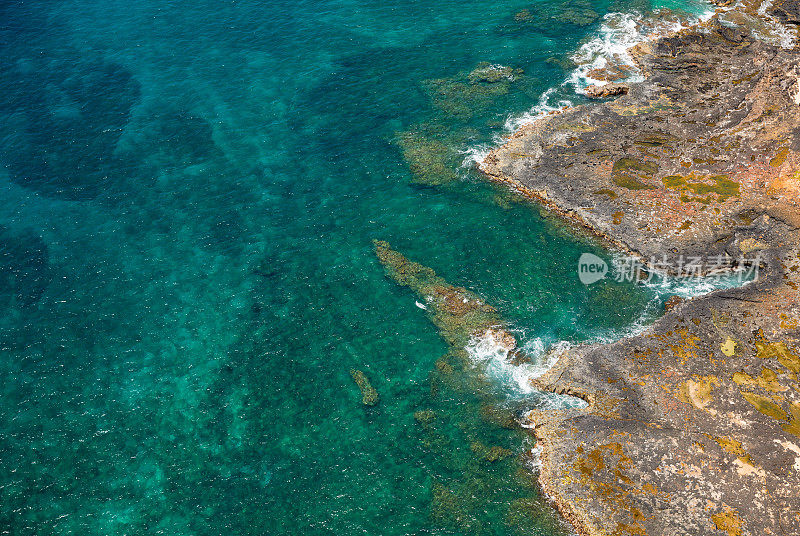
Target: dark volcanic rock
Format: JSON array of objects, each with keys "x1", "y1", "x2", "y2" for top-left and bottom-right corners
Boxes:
[
  {"x1": 483, "y1": 20, "x2": 800, "y2": 268},
  {"x1": 772, "y1": 0, "x2": 800, "y2": 25}
]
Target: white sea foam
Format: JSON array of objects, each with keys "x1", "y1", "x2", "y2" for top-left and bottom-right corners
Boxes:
[
  {"x1": 586, "y1": 270, "x2": 752, "y2": 346},
  {"x1": 566, "y1": 12, "x2": 649, "y2": 91},
  {"x1": 460, "y1": 88, "x2": 573, "y2": 171},
  {"x1": 467, "y1": 271, "x2": 746, "y2": 408},
  {"x1": 465, "y1": 328, "x2": 571, "y2": 396},
  {"x1": 467, "y1": 7, "x2": 713, "y2": 168},
  {"x1": 460, "y1": 143, "x2": 494, "y2": 171},
  {"x1": 463, "y1": 329, "x2": 591, "y2": 415},
  {"x1": 462, "y1": 2, "x2": 755, "y2": 405},
  {"x1": 568, "y1": 7, "x2": 715, "y2": 92},
  {"x1": 504, "y1": 87, "x2": 574, "y2": 132},
  {"x1": 526, "y1": 443, "x2": 544, "y2": 471},
  {"x1": 752, "y1": 0, "x2": 798, "y2": 48},
  {"x1": 642, "y1": 272, "x2": 749, "y2": 298}
]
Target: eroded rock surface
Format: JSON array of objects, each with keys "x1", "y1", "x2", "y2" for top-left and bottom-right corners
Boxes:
[
  {"x1": 584, "y1": 83, "x2": 629, "y2": 99},
  {"x1": 481, "y1": 2, "x2": 800, "y2": 534}
]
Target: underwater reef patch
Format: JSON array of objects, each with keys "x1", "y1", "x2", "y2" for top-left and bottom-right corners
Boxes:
[{"x1": 1, "y1": 58, "x2": 140, "y2": 200}]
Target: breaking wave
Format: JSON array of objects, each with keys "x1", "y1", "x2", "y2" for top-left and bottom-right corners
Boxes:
[
  {"x1": 465, "y1": 328, "x2": 572, "y2": 396},
  {"x1": 465, "y1": 269, "x2": 749, "y2": 410},
  {"x1": 464, "y1": 4, "x2": 716, "y2": 170}
]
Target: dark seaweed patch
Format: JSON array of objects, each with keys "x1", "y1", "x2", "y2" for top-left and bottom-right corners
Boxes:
[
  {"x1": 0, "y1": 226, "x2": 51, "y2": 307},
  {"x1": 2, "y1": 59, "x2": 140, "y2": 200},
  {"x1": 128, "y1": 110, "x2": 221, "y2": 168}
]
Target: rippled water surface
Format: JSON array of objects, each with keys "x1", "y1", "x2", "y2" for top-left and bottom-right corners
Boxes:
[{"x1": 0, "y1": 0, "x2": 711, "y2": 534}]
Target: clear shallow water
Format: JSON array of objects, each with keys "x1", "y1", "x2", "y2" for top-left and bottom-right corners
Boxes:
[{"x1": 0, "y1": 0, "x2": 711, "y2": 534}]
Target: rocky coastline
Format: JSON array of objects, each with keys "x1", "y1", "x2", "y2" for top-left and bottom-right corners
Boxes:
[{"x1": 481, "y1": 1, "x2": 800, "y2": 534}]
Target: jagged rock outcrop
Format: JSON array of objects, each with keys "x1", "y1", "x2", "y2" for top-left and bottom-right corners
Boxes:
[
  {"x1": 584, "y1": 83, "x2": 629, "y2": 99},
  {"x1": 480, "y1": 1, "x2": 800, "y2": 534}
]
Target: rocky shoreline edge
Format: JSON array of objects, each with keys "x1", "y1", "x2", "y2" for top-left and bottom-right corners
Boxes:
[{"x1": 480, "y1": 1, "x2": 800, "y2": 534}]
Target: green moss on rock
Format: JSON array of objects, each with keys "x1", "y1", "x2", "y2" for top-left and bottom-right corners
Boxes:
[
  {"x1": 612, "y1": 158, "x2": 658, "y2": 190},
  {"x1": 662, "y1": 173, "x2": 740, "y2": 202},
  {"x1": 396, "y1": 129, "x2": 460, "y2": 186}
]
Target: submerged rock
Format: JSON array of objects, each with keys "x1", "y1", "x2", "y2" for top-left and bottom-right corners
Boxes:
[
  {"x1": 350, "y1": 369, "x2": 378, "y2": 406},
  {"x1": 553, "y1": 0, "x2": 598, "y2": 27},
  {"x1": 545, "y1": 55, "x2": 578, "y2": 72},
  {"x1": 514, "y1": 9, "x2": 533, "y2": 22},
  {"x1": 504, "y1": 0, "x2": 598, "y2": 36},
  {"x1": 430, "y1": 480, "x2": 482, "y2": 532},
  {"x1": 373, "y1": 239, "x2": 510, "y2": 356},
  {"x1": 467, "y1": 62, "x2": 522, "y2": 84},
  {"x1": 479, "y1": 405, "x2": 519, "y2": 430},
  {"x1": 422, "y1": 62, "x2": 523, "y2": 119},
  {"x1": 395, "y1": 59, "x2": 525, "y2": 187},
  {"x1": 470, "y1": 440, "x2": 513, "y2": 462},
  {"x1": 375, "y1": 241, "x2": 566, "y2": 531},
  {"x1": 413, "y1": 409, "x2": 436, "y2": 425},
  {"x1": 395, "y1": 127, "x2": 460, "y2": 186}
]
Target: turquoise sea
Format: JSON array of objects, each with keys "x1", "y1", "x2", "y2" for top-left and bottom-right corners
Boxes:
[{"x1": 0, "y1": 0, "x2": 714, "y2": 534}]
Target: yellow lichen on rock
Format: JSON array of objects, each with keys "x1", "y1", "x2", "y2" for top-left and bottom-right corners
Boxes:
[
  {"x1": 661, "y1": 173, "x2": 740, "y2": 203},
  {"x1": 741, "y1": 391, "x2": 787, "y2": 421},
  {"x1": 666, "y1": 329, "x2": 703, "y2": 365},
  {"x1": 732, "y1": 367, "x2": 788, "y2": 393},
  {"x1": 713, "y1": 436, "x2": 764, "y2": 477},
  {"x1": 711, "y1": 508, "x2": 744, "y2": 536},
  {"x1": 755, "y1": 340, "x2": 800, "y2": 376},
  {"x1": 770, "y1": 146, "x2": 790, "y2": 168},
  {"x1": 738, "y1": 238, "x2": 768, "y2": 254},
  {"x1": 783, "y1": 401, "x2": 800, "y2": 438},
  {"x1": 476, "y1": 7, "x2": 800, "y2": 533},
  {"x1": 571, "y1": 442, "x2": 655, "y2": 535},
  {"x1": 676, "y1": 376, "x2": 719, "y2": 414},
  {"x1": 608, "y1": 94, "x2": 676, "y2": 117},
  {"x1": 721, "y1": 338, "x2": 737, "y2": 357}
]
